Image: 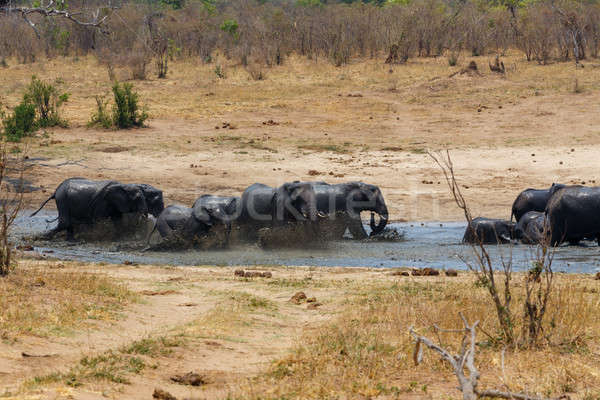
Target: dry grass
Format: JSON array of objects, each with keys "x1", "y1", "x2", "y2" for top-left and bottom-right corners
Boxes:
[
  {"x1": 231, "y1": 275, "x2": 600, "y2": 399},
  {"x1": 0, "y1": 262, "x2": 137, "y2": 339},
  {"x1": 0, "y1": 52, "x2": 596, "y2": 133}
]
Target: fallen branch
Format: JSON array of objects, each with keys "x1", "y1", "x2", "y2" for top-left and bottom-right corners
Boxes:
[{"x1": 409, "y1": 313, "x2": 568, "y2": 400}]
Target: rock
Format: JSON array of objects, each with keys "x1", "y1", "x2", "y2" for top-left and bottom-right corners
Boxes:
[
  {"x1": 290, "y1": 291, "x2": 307, "y2": 304},
  {"x1": 16, "y1": 245, "x2": 34, "y2": 251},
  {"x1": 307, "y1": 302, "x2": 322, "y2": 310},
  {"x1": 170, "y1": 372, "x2": 206, "y2": 386},
  {"x1": 389, "y1": 270, "x2": 410, "y2": 276},
  {"x1": 412, "y1": 268, "x2": 440, "y2": 276},
  {"x1": 234, "y1": 269, "x2": 272, "y2": 278},
  {"x1": 153, "y1": 388, "x2": 177, "y2": 400},
  {"x1": 445, "y1": 269, "x2": 458, "y2": 277},
  {"x1": 306, "y1": 297, "x2": 317, "y2": 303},
  {"x1": 595, "y1": 272, "x2": 600, "y2": 280}
]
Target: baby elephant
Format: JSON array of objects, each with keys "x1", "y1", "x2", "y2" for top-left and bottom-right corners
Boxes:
[
  {"x1": 463, "y1": 217, "x2": 515, "y2": 244},
  {"x1": 514, "y1": 211, "x2": 546, "y2": 244},
  {"x1": 148, "y1": 195, "x2": 239, "y2": 247}
]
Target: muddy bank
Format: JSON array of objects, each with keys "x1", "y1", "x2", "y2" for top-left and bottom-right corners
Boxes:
[{"x1": 11, "y1": 210, "x2": 600, "y2": 273}]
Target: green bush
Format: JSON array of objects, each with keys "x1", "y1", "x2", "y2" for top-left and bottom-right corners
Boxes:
[
  {"x1": 23, "y1": 75, "x2": 69, "y2": 128},
  {"x1": 3, "y1": 101, "x2": 36, "y2": 142},
  {"x1": 111, "y1": 82, "x2": 148, "y2": 129},
  {"x1": 88, "y1": 95, "x2": 112, "y2": 129},
  {"x1": 88, "y1": 83, "x2": 148, "y2": 130}
]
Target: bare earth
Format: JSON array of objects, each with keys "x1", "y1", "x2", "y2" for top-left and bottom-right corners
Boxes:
[{"x1": 2, "y1": 55, "x2": 600, "y2": 398}]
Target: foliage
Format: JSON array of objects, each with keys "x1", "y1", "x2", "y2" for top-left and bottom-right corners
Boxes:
[
  {"x1": 111, "y1": 82, "x2": 148, "y2": 129},
  {"x1": 2, "y1": 101, "x2": 36, "y2": 142},
  {"x1": 23, "y1": 75, "x2": 69, "y2": 128},
  {"x1": 88, "y1": 95, "x2": 112, "y2": 129}
]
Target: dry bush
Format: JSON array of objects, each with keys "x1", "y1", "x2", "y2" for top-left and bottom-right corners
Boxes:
[
  {"x1": 0, "y1": 262, "x2": 137, "y2": 338},
  {"x1": 0, "y1": 140, "x2": 25, "y2": 276}
]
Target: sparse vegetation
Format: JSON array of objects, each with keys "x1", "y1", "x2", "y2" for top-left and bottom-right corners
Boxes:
[
  {"x1": 89, "y1": 83, "x2": 148, "y2": 130},
  {"x1": 23, "y1": 76, "x2": 69, "y2": 128},
  {"x1": 0, "y1": 264, "x2": 136, "y2": 337}
]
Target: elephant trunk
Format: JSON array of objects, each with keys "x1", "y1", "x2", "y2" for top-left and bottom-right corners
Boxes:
[{"x1": 370, "y1": 200, "x2": 388, "y2": 236}]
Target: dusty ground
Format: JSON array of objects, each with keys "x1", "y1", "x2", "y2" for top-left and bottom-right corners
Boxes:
[
  {"x1": 2, "y1": 259, "x2": 599, "y2": 399},
  {"x1": 2, "y1": 54, "x2": 600, "y2": 220},
  {"x1": 2, "y1": 54, "x2": 600, "y2": 399}
]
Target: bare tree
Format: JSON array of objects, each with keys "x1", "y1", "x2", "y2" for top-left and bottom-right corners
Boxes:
[
  {"x1": 429, "y1": 150, "x2": 555, "y2": 348},
  {"x1": 0, "y1": 0, "x2": 118, "y2": 37},
  {"x1": 0, "y1": 139, "x2": 25, "y2": 276}
]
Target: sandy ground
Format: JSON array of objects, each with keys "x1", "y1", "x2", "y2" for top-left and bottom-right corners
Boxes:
[
  {"x1": 0, "y1": 260, "x2": 420, "y2": 400},
  {"x1": 3, "y1": 56, "x2": 600, "y2": 398},
  {"x1": 21, "y1": 114, "x2": 600, "y2": 222}
]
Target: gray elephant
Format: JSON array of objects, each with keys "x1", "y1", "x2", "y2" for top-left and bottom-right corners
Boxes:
[
  {"x1": 463, "y1": 217, "x2": 515, "y2": 244},
  {"x1": 307, "y1": 181, "x2": 389, "y2": 239},
  {"x1": 148, "y1": 195, "x2": 239, "y2": 247},
  {"x1": 31, "y1": 178, "x2": 156, "y2": 240},
  {"x1": 238, "y1": 182, "x2": 317, "y2": 240},
  {"x1": 546, "y1": 186, "x2": 600, "y2": 246},
  {"x1": 514, "y1": 211, "x2": 546, "y2": 244},
  {"x1": 511, "y1": 183, "x2": 565, "y2": 222}
]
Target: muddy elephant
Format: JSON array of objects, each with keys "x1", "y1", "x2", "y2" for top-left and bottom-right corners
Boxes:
[
  {"x1": 238, "y1": 182, "x2": 317, "y2": 240},
  {"x1": 545, "y1": 186, "x2": 600, "y2": 246},
  {"x1": 514, "y1": 211, "x2": 546, "y2": 244},
  {"x1": 31, "y1": 178, "x2": 156, "y2": 240},
  {"x1": 149, "y1": 195, "x2": 239, "y2": 245},
  {"x1": 511, "y1": 183, "x2": 565, "y2": 222},
  {"x1": 306, "y1": 181, "x2": 389, "y2": 239},
  {"x1": 462, "y1": 217, "x2": 515, "y2": 244}
]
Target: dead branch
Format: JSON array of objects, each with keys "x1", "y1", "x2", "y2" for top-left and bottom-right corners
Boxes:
[
  {"x1": 429, "y1": 150, "x2": 515, "y2": 345},
  {"x1": 0, "y1": 0, "x2": 119, "y2": 37},
  {"x1": 410, "y1": 313, "x2": 568, "y2": 400}
]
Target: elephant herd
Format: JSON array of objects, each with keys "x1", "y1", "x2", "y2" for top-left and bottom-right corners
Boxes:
[
  {"x1": 464, "y1": 183, "x2": 600, "y2": 246},
  {"x1": 31, "y1": 177, "x2": 600, "y2": 249},
  {"x1": 31, "y1": 177, "x2": 390, "y2": 248}
]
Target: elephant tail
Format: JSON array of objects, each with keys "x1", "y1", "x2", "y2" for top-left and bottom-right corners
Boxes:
[{"x1": 30, "y1": 193, "x2": 55, "y2": 217}]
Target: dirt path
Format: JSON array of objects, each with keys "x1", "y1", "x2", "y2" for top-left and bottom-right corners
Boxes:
[{"x1": 1, "y1": 262, "x2": 376, "y2": 399}]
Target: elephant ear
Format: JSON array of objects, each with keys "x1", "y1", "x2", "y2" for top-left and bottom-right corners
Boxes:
[
  {"x1": 106, "y1": 185, "x2": 133, "y2": 214},
  {"x1": 192, "y1": 205, "x2": 213, "y2": 226}
]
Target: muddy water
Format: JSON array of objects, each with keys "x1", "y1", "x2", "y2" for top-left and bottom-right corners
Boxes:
[{"x1": 11, "y1": 211, "x2": 600, "y2": 273}]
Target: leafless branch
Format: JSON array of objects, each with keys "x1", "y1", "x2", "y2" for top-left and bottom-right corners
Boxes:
[
  {"x1": 0, "y1": 0, "x2": 119, "y2": 37},
  {"x1": 409, "y1": 313, "x2": 568, "y2": 400}
]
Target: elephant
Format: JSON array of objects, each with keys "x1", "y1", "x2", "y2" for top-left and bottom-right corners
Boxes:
[
  {"x1": 306, "y1": 181, "x2": 389, "y2": 240},
  {"x1": 514, "y1": 211, "x2": 546, "y2": 244},
  {"x1": 511, "y1": 183, "x2": 565, "y2": 222},
  {"x1": 462, "y1": 217, "x2": 515, "y2": 244},
  {"x1": 148, "y1": 195, "x2": 240, "y2": 246},
  {"x1": 136, "y1": 183, "x2": 164, "y2": 219},
  {"x1": 30, "y1": 178, "x2": 152, "y2": 240},
  {"x1": 238, "y1": 182, "x2": 317, "y2": 240},
  {"x1": 545, "y1": 186, "x2": 600, "y2": 246}
]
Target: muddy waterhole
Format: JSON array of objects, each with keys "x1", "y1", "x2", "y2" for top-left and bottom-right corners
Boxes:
[{"x1": 11, "y1": 210, "x2": 600, "y2": 273}]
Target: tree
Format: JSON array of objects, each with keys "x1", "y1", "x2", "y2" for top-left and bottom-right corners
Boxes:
[{"x1": 0, "y1": 0, "x2": 118, "y2": 37}]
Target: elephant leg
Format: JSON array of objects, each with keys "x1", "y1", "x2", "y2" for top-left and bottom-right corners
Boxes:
[{"x1": 347, "y1": 216, "x2": 368, "y2": 240}]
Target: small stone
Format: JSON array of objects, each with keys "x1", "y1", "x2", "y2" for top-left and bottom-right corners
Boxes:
[
  {"x1": 307, "y1": 302, "x2": 322, "y2": 310},
  {"x1": 445, "y1": 269, "x2": 458, "y2": 277},
  {"x1": 290, "y1": 291, "x2": 307, "y2": 304},
  {"x1": 153, "y1": 388, "x2": 177, "y2": 400},
  {"x1": 170, "y1": 372, "x2": 206, "y2": 386}
]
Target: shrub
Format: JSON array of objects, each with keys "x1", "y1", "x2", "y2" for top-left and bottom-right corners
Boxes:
[
  {"x1": 23, "y1": 75, "x2": 69, "y2": 128},
  {"x1": 214, "y1": 65, "x2": 226, "y2": 79},
  {"x1": 111, "y1": 82, "x2": 148, "y2": 129},
  {"x1": 88, "y1": 95, "x2": 112, "y2": 129},
  {"x1": 2, "y1": 101, "x2": 36, "y2": 142}
]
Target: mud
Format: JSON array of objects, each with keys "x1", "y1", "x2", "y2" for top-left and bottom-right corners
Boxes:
[{"x1": 10, "y1": 210, "x2": 600, "y2": 273}]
